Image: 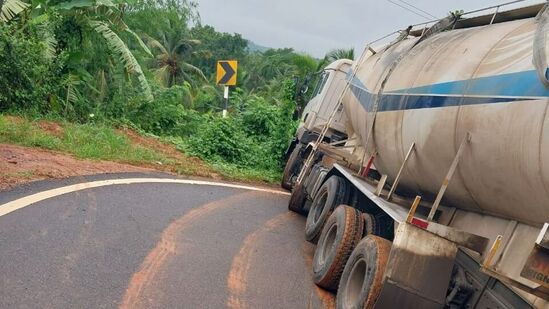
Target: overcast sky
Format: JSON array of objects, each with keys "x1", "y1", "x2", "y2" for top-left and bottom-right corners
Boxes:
[{"x1": 196, "y1": 0, "x2": 544, "y2": 58}]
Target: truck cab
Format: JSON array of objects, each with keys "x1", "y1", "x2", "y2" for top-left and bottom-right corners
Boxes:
[
  {"x1": 299, "y1": 59, "x2": 351, "y2": 142},
  {"x1": 281, "y1": 59, "x2": 352, "y2": 190}
]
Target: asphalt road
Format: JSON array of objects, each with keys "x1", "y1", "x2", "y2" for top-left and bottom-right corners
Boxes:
[{"x1": 0, "y1": 173, "x2": 335, "y2": 309}]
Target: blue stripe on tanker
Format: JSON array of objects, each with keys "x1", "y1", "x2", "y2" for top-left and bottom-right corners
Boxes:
[{"x1": 349, "y1": 70, "x2": 549, "y2": 112}]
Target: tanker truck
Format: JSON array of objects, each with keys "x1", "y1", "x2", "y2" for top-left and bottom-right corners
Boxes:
[
  {"x1": 288, "y1": 2, "x2": 549, "y2": 308},
  {"x1": 281, "y1": 59, "x2": 352, "y2": 190}
]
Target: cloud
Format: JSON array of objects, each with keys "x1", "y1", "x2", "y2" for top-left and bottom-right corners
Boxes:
[{"x1": 197, "y1": 0, "x2": 544, "y2": 58}]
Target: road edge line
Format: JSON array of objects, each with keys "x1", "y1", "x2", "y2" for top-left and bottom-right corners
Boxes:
[{"x1": 0, "y1": 178, "x2": 290, "y2": 218}]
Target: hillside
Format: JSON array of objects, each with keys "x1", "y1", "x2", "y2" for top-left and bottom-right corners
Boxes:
[{"x1": 247, "y1": 40, "x2": 271, "y2": 53}]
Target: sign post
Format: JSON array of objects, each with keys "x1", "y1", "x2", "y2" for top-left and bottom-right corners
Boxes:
[
  {"x1": 216, "y1": 60, "x2": 238, "y2": 118},
  {"x1": 223, "y1": 86, "x2": 229, "y2": 118}
]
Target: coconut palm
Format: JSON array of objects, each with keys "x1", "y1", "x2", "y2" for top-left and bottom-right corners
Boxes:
[
  {"x1": 325, "y1": 48, "x2": 355, "y2": 62},
  {"x1": 144, "y1": 29, "x2": 207, "y2": 88},
  {"x1": 317, "y1": 48, "x2": 355, "y2": 70}
]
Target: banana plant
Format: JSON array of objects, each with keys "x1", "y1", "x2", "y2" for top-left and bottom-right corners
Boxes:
[
  {"x1": 27, "y1": 0, "x2": 154, "y2": 101},
  {"x1": 0, "y1": 0, "x2": 29, "y2": 22}
]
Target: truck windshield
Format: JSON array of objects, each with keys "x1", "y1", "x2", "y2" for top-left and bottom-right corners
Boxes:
[{"x1": 312, "y1": 71, "x2": 330, "y2": 98}]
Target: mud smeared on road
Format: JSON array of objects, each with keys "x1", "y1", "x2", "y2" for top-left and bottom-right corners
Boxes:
[
  {"x1": 226, "y1": 212, "x2": 295, "y2": 309},
  {"x1": 120, "y1": 191, "x2": 257, "y2": 309},
  {"x1": 301, "y1": 242, "x2": 337, "y2": 309}
]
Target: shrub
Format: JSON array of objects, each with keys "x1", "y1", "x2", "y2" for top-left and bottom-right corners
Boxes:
[
  {"x1": 186, "y1": 116, "x2": 250, "y2": 164},
  {"x1": 184, "y1": 92, "x2": 297, "y2": 174},
  {"x1": 0, "y1": 23, "x2": 65, "y2": 112},
  {"x1": 127, "y1": 86, "x2": 203, "y2": 136}
]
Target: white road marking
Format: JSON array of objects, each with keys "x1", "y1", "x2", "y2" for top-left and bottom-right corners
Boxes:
[{"x1": 0, "y1": 178, "x2": 290, "y2": 218}]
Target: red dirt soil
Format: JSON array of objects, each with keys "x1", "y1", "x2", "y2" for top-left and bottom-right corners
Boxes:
[
  {"x1": 37, "y1": 120, "x2": 65, "y2": 137},
  {"x1": 0, "y1": 144, "x2": 152, "y2": 191}
]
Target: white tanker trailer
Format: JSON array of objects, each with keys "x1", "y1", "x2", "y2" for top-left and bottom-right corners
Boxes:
[{"x1": 288, "y1": 2, "x2": 549, "y2": 308}]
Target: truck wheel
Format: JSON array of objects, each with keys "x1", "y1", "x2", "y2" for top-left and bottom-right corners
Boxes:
[
  {"x1": 288, "y1": 183, "x2": 308, "y2": 215},
  {"x1": 362, "y1": 213, "x2": 377, "y2": 236},
  {"x1": 336, "y1": 236, "x2": 391, "y2": 309},
  {"x1": 281, "y1": 144, "x2": 303, "y2": 190},
  {"x1": 305, "y1": 176, "x2": 350, "y2": 243},
  {"x1": 362, "y1": 213, "x2": 394, "y2": 240},
  {"x1": 313, "y1": 205, "x2": 364, "y2": 291}
]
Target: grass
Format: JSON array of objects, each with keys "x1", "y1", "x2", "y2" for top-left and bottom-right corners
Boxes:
[
  {"x1": 0, "y1": 115, "x2": 168, "y2": 164},
  {"x1": 6, "y1": 171, "x2": 35, "y2": 179},
  {"x1": 210, "y1": 162, "x2": 281, "y2": 183},
  {"x1": 0, "y1": 114, "x2": 280, "y2": 184}
]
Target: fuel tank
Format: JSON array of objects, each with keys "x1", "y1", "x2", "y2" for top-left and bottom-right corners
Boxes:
[{"x1": 343, "y1": 17, "x2": 549, "y2": 225}]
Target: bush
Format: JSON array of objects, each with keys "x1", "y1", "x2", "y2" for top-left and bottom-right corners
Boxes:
[
  {"x1": 184, "y1": 92, "x2": 297, "y2": 174},
  {"x1": 186, "y1": 116, "x2": 250, "y2": 164},
  {"x1": 127, "y1": 85, "x2": 203, "y2": 136},
  {"x1": 0, "y1": 23, "x2": 65, "y2": 112}
]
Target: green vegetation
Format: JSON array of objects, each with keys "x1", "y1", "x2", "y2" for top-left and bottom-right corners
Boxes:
[
  {"x1": 0, "y1": 115, "x2": 167, "y2": 164},
  {"x1": 0, "y1": 0, "x2": 352, "y2": 182}
]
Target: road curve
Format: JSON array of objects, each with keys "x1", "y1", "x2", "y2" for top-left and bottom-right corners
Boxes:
[{"x1": 0, "y1": 173, "x2": 335, "y2": 308}]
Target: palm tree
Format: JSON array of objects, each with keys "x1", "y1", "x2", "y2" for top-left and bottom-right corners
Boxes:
[
  {"x1": 144, "y1": 29, "x2": 207, "y2": 88},
  {"x1": 317, "y1": 48, "x2": 355, "y2": 70},
  {"x1": 325, "y1": 48, "x2": 355, "y2": 62}
]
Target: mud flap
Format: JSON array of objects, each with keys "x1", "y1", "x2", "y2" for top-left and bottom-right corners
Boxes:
[
  {"x1": 374, "y1": 223, "x2": 458, "y2": 309},
  {"x1": 521, "y1": 223, "x2": 549, "y2": 288}
]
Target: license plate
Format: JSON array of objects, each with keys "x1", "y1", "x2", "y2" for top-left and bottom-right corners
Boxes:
[{"x1": 521, "y1": 245, "x2": 549, "y2": 287}]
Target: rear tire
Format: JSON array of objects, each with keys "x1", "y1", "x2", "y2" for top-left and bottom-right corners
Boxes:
[
  {"x1": 313, "y1": 205, "x2": 364, "y2": 291},
  {"x1": 281, "y1": 144, "x2": 303, "y2": 190},
  {"x1": 362, "y1": 213, "x2": 376, "y2": 236},
  {"x1": 362, "y1": 213, "x2": 394, "y2": 240},
  {"x1": 336, "y1": 236, "x2": 391, "y2": 309},
  {"x1": 288, "y1": 183, "x2": 308, "y2": 215},
  {"x1": 305, "y1": 176, "x2": 350, "y2": 243}
]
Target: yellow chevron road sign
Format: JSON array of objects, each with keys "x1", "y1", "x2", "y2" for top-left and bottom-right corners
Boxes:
[{"x1": 216, "y1": 60, "x2": 238, "y2": 86}]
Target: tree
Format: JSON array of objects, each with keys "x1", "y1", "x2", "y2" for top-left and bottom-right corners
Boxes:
[
  {"x1": 326, "y1": 48, "x2": 355, "y2": 61},
  {"x1": 26, "y1": 0, "x2": 154, "y2": 102},
  {"x1": 241, "y1": 48, "x2": 316, "y2": 94},
  {"x1": 0, "y1": 0, "x2": 28, "y2": 22},
  {"x1": 317, "y1": 48, "x2": 355, "y2": 70},
  {"x1": 189, "y1": 25, "x2": 247, "y2": 77},
  {"x1": 144, "y1": 29, "x2": 207, "y2": 88}
]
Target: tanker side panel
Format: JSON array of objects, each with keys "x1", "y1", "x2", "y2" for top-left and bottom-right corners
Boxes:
[
  {"x1": 543, "y1": 108, "x2": 549, "y2": 200},
  {"x1": 331, "y1": 13, "x2": 549, "y2": 308},
  {"x1": 343, "y1": 17, "x2": 549, "y2": 225},
  {"x1": 343, "y1": 39, "x2": 419, "y2": 163},
  {"x1": 456, "y1": 20, "x2": 549, "y2": 222},
  {"x1": 386, "y1": 20, "x2": 536, "y2": 213},
  {"x1": 343, "y1": 56, "x2": 375, "y2": 151},
  {"x1": 377, "y1": 29, "x2": 482, "y2": 202}
]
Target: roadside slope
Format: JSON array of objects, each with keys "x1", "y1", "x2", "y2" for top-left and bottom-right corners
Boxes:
[{"x1": 0, "y1": 115, "x2": 278, "y2": 190}]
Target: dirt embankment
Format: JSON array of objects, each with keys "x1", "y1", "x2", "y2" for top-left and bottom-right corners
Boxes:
[
  {"x1": 0, "y1": 120, "x2": 223, "y2": 191},
  {"x1": 0, "y1": 144, "x2": 151, "y2": 191}
]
